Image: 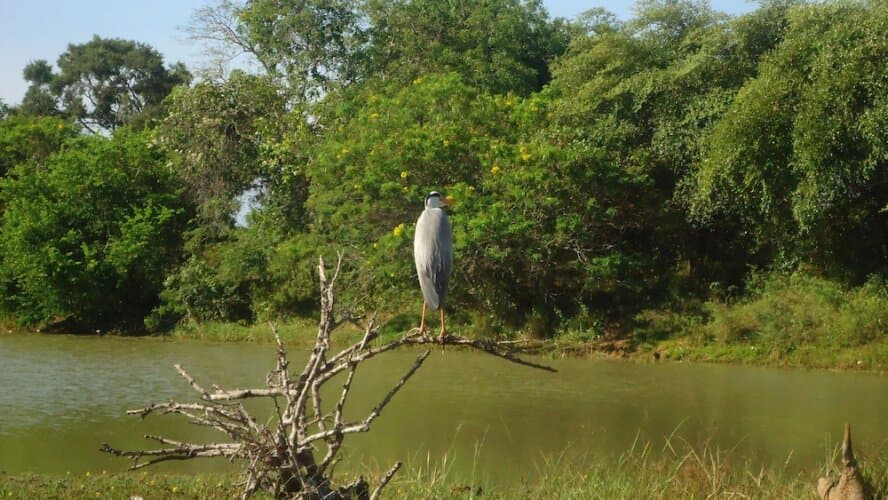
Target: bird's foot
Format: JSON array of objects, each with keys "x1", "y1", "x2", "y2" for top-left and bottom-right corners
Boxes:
[{"x1": 439, "y1": 330, "x2": 448, "y2": 343}]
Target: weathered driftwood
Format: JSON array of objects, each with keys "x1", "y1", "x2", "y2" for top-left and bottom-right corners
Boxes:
[
  {"x1": 817, "y1": 424, "x2": 873, "y2": 500},
  {"x1": 101, "y1": 256, "x2": 554, "y2": 499}
]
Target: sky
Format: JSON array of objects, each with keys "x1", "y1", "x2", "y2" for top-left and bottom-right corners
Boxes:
[{"x1": 0, "y1": 0, "x2": 758, "y2": 107}]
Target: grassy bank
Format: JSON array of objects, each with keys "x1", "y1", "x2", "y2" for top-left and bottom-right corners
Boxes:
[
  {"x1": 163, "y1": 274, "x2": 888, "y2": 372},
  {"x1": 5, "y1": 273, "x2": 885, "y2": 372},
  {"x1": 3, "y1": 439, "x2": 886, "y2": 499},
  {"x1": 633, "y1": 273, "x2": 888, "y2": 372}
]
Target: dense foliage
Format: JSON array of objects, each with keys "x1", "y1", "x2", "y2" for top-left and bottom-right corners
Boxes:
[
  {"x1": 0, "y1": 0, "x2": 884, "y2": 340},
  {"x1": 20, "y1": 36, "x2": 191, "y2": 133},
  {"x1": 0, "y1": 131, "x2": 190, "y2": 329}
]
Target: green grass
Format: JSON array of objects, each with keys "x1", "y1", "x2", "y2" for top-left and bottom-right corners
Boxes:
[
  {"x1": 166, "y1": 317, "x2": 322, "y2": 345},
  {"x1": 3, "y1": 439, "x2": 886, "y2": 499},
  {"x1": 164, "y1": 315, "x2": 421, "y2": 348},
  {"x1": 0, "y1": 471, "x2": 240, "y2": 499},
  {"x1": 634, "y1": 273, "x2": 888, "y2": 372}
]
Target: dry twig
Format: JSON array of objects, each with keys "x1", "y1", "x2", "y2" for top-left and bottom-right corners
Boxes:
[{"x1": 102, "y1": 255, "x2": 554, "y2": 499}]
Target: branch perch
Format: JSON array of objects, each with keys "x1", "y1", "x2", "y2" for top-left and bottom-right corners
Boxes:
[{"x1": 102, "y1": 255, "x2": 554, "y2": 499}]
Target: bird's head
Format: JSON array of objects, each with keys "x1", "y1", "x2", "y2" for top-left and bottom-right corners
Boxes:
[{"x1": 425, "y1": 191, "x2": 453, "y2": 209}]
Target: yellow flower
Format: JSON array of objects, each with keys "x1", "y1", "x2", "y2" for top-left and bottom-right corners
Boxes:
[
  {"x1": 413, "y1": 77, "x2": 423, "y2": 85},
  {"x1": 490, "y1": 165, "x2": 501, "y2": 174},
  {"x1": 393, "y1": 223, "x2": 406, "y2": 237},
  {"x1": 402, "y1": 186, "x2": 409, "y2": 193},
  {"x1": 373, "y1": 242, "x2": 378, "y2": 249},
  {"x1": 85, "y1": 471, "x2": 91, "y2": 477},
  {"x1": 370, "y1": 112, "x2": 380, "y2": 119},
  {"x1": 400, "y1": 170, "x2": 409, "y2": 179},
  {"x1": 442, "y1": 139, "x2": 450, "y2": 147},
  {"x1": 172, "y1": 486, "x2": 180, "y2": 494},
  {"x1": 519, "y1": 145, "x2": 531, "y2": 161}
]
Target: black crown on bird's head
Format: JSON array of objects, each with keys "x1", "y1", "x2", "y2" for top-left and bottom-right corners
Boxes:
[{"x1": 424, "y1": 191, "x2": 452, "y2": 209}]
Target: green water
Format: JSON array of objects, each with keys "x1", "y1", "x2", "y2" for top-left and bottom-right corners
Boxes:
[{"x1": 1, "y1": 334, "x2": 885, "y2": 483}]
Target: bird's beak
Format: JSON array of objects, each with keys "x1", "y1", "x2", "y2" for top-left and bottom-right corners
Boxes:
[{"x1": 443, "y1": 195, "x2": 455, "y2": 206}]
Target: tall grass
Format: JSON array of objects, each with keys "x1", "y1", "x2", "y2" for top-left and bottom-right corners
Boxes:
[
  {"x1": 642, "y1": 272, "x2": 888, "y2": 370},
  {"x1": 380, "y1": 435, "x2": 888, "y2": 499},
  {"x1": 3, "y1": 437, "x2": 886, "y2": 499},
  {"x1": 705, "y1": 273, "x2": 887, "y2": 351}
]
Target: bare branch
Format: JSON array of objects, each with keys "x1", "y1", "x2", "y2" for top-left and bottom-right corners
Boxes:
[
  {"x1": 370, "y1": 462, "x2": 403, "y2": 500},
  {"x1": 102, "y1": 255, "x2": 554, "y2": 499},
  {"x1": 301, "y1": 350, "x2": 430, "y2": 445}
]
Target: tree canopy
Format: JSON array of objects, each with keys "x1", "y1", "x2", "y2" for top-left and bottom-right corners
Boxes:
[
  {"x1": 18, "y1": 36, "x2": 191, "y2": 133},
  {"x1": 0, "y1": 0, "x2": 884, "y2": 335}
]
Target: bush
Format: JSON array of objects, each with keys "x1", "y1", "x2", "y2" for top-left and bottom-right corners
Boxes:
[
  {"x1": 0, "y1": 130, "x2": 190, "y2": 330},
  {"x1": 704, "y1": 273, "x2": 887, "y2": 350}
]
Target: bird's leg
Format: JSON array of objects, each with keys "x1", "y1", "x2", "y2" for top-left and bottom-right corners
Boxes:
[
  {"x1": 419, "y1": 302, "x2": 428, "y2": 336},
  {"x1": 439, "y1": 308, "x2": 447, "y2": 342}
]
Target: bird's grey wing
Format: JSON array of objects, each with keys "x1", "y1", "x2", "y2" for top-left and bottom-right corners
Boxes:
[
  {"x1": 434, "y1": 213, "x2": 453, "y2": 304},
  {"x1": 414, "y1": 210, "x2": 441, "y2": 308}
]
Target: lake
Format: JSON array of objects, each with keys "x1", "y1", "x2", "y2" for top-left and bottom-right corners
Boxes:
[{"x1": 0, "y1": 334, "x2": 885, "y2": 484}]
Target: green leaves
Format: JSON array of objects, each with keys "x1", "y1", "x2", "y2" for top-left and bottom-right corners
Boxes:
[
  {"x1": 155, "y1": 73, "x2": 302, "y2": 233},
  {"x1": 46, "y1": 36, "x2": 191, "y2": 132},
  {"x1": 688, "y1": 1, "x2": 888, "y2": 278},
  {"x1": 2, "y1": 0, "x2": 884, "y2": 335},
  {"x1": 0, "y1": 131, "x2": 190, "y2": 329}
]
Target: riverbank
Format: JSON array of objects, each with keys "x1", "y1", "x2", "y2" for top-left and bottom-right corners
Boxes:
[
  {"x1": 5, "y1": 315, "x2": 884, "y2": 373},
  {"x1": 3, "y1": 441, "x2": 886, "y2": 499},
  {"x1": 158, "y1": 273, "x2": 888, "y2": 373},
  {"x1": 4, "y1": 272, "x2": 885, "y2": 373},
  {"x1": 159, "y1": 317, "x2": 888, "y2": 374}
]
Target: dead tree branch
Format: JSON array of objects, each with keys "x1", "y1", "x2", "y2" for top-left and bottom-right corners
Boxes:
[{"x1": 102, "y1": 255, "x2": 554, "y2": 499}]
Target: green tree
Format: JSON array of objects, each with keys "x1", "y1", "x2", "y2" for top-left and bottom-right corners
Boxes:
[
  {"x1": 545, "y1": 0, "x2": 799, "y2": 293},
  {"x1": 689, "y1": 1, "x2": 888, "y2": 280},
  {"x1": 0, "y1": 130, "x2": 191, "y2": 330},
  {"x1": 305, "y1": 73, "x2": 512, "y2": 310},
  {"x1": 50, "y1": 36, "x2": 191, "y2": 132},
  {"x1": 0, "y1": 115, "x2": 78, "y2": 179},
  {"x1": 362, "y1": 0, "x2": 571, "y2": 95},
  {"x1": 155, "y1": 72, "x2": 303, "y2": 232},
  {"x1": 151, "y1": 73, "x2": 313, "y2": 325},
  {"x1": 235, "y1": 0, "x2": 366, "y2": 99},
  {"x1": 19, "y1": 60, "x2": 60, "y2": 117}
]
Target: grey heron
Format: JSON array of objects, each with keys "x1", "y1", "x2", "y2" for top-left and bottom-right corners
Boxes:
[{"x1": 414, "y1": 191, "x2": 453, "y2": 340}]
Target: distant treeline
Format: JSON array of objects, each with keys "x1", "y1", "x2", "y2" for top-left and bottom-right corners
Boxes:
[{"x1": 0, "y1": 0, "x2": 885, "y2": 336}]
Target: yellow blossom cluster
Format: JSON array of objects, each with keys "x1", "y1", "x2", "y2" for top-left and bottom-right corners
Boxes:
[{"x1": 519, "y1": 145, "x2": 531, "y2": 162}]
